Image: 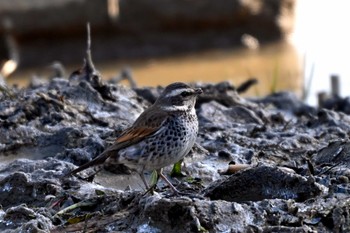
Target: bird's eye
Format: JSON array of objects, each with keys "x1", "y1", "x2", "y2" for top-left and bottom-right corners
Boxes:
[{"x1": 180, "y1": 91, "x2": 192, "y2": 97}]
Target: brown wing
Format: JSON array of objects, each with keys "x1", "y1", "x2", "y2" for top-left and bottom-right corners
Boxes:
[
  {"x1": 106, "y1": 105, "x2": 169, "y2": 149},
  {"x1": 116, "y1": 126, "x2": 158, "y2": 144},
  {"x1": 64, "y1": 105, "x2": 168, "y2": 177}
]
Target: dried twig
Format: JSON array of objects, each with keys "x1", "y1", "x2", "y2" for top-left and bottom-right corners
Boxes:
[{"x1": 85, "y1": 22, "x2": 96, "y2": 74}]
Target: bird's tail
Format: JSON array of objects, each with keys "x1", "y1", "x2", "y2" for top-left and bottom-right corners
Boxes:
[{"x1": 63, "y1": 150, "x2": 110, "y2": 177}]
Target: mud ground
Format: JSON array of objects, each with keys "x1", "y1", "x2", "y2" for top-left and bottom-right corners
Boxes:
[{"x1": 1, "y1": 64, "x2": 350, "y2": 232}]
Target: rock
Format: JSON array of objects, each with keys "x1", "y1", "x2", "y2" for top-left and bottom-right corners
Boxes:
[
  {"x1": 321, "y1": 96, "x2": 350, "y2": 114},
  {"x1": 204, "y1": 165, "x2": 323, "y2": 202},
  {"x1": 0, "y1": 205, "x2": 53, "y2": 232},
  {"x1": 0, "y1": 75, "x2": 147, "y2": 165},
  {"x1": 0, "y1": 159, "x2": 68, "y2": 209},
  {"x1": 196, "y1": 81, "x2": 257, "y2": 108},
  {"x1": 313, "y1": 141, "x2": 350, "y2": 166},
  {"x1": 253, "y1": 91, "x2": 316, "y2": 115}
]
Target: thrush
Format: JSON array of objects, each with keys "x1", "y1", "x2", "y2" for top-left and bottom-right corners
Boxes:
[{"x1": 65, "y1": 82, "x2": 202, "y2": 193}]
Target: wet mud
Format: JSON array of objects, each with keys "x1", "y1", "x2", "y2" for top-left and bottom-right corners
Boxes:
[{"x1": 1, "y1": 69, "x2": 350, "y2": 232}]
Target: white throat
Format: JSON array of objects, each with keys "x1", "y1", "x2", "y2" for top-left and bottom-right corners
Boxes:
[{"x1": 160, "y1": 104, "x2": 190, "y2": 112}]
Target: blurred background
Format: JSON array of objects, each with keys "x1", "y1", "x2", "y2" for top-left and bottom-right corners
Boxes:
[{"x1": 0, "y1": 0, "x2": 348, "y2": 105}]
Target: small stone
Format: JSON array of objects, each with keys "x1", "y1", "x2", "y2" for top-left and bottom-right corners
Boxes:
[{"x1": 338, "y1": 176, "x2": 349, "y2": 184}]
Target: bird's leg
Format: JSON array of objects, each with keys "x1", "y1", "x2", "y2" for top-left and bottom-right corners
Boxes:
[
  {"x1": 142, "y1": 170, "x2": 160, "y2": 195},
  {"x1": 141, "y1": 169, "x2": 182, "y2": 195},
  {"x1": 157, "y1": 169, "x2": 180, "y2": 194},
  {"x1": 158, "y1": 169, "x2": 204, "y2": 199},
  {"x1": 142, "y1": 170, "x2": 203, "y2": 198},
  {"x1": 139, "y1": 172, "x2": 150, "y2": 190}
]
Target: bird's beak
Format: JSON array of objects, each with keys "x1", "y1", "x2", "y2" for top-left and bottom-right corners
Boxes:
[{"x1": 194, "y1": 88, "x2": 203, "y2": 95}]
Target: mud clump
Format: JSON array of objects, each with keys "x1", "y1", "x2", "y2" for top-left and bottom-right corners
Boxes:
[
  {"x1": 205, "y1": 166, "x2": 322, "y2": 202},
  {"x1": 1, "y1": 73, "x2": 350, "y2": 232}
]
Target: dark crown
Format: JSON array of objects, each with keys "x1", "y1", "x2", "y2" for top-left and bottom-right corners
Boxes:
[{"x1": 163, "y1": 82, "x2": 191, "y2": 93}]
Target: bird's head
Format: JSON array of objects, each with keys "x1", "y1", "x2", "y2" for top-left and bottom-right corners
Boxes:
[{"x1": 155, "y1": 82, "x2": 202, "y2": 111}]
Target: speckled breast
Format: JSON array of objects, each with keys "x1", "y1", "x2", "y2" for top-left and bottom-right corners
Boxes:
[{"x1": 118, "y1": 111, "x2": 198, "y2": 171}]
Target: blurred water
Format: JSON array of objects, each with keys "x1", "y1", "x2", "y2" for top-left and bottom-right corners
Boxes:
[
  {"x1": 9, "y1": 41, "x2": 302, "y2": 98},
  {"x1": 99, "y1": 41, "x2": 301, "y2": 97}
]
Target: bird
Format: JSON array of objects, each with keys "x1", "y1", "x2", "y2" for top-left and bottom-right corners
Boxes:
[{"x1": 65, "y1": 82, "x2": 202, "y2": 193}]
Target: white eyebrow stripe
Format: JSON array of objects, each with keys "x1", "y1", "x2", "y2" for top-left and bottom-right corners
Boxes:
[{"x1": 164, "y1": 88, "x2": 191, "y2": 98}]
